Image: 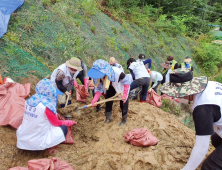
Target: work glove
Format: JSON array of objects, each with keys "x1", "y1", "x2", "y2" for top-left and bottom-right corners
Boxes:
[
  {"x1": 74, "y1": 79, "x2": 78, "y2": 88},
  {"x1": 91, "y1": 92, "x2": 101, "y2": 106},
  {"x1": 65, "y1": 91, "x2": 71, "y2": 96},
  {"x1": 148, "y1": 88, "x2": 152, "y2": 92},
  {"x1": 62, "y1": 120, "x2": 77, "y2": 126},
  {"x1": 121, "y1": 84, "x2": 130, "y2": 103},
  {"x1": 84, "y1": 78, "x2": 88, "y2": 88}
]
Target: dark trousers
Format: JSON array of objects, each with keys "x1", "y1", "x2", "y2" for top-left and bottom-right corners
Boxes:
[
  {"x1": 130, "y1": 77, "x2": 150, "y2": 101},
  {"x1": 105, "y1": 85, "x2": 128, "y2": 116},
  {"x1": 201, "y1": 133, "x2": 222, "y2": 170},
  {"x1": 151, "y1": 81, "x2": 162, "y2": 93}
]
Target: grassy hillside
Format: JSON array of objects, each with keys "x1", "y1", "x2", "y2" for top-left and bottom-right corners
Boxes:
[{"x1": 0, "y1": 0, "x2": 202, "y2": 81}]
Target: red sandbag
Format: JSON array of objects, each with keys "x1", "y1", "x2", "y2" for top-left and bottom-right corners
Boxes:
[
  {"x1": 161, "y1": 94, "x2": 174, "y2": 103},
  {"x1": 146, "y1": 89, "x2": 162, "y2": 107},
  {"x1": 76, "y1": 84, "x2": 88, "y2": 102},
  {"x1": 9, "y1": 158, "x2": 74, "y2": 170},
  {"x1": 57, "y1": 114, "x2": 75, "y2": 144},
  {"x1": 0, "y1": 82, "x2": 30, "y2": 129},
  {"x1": 124, "y1": 128, "x2": 159, "y2": 147}
]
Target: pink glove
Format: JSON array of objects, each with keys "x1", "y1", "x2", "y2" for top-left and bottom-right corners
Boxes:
[
  {"x1": 84, "y1": 78, "x2": 88, "y2": 88},
  {"x1": 121, "y1": 84, "x2": 130, "y2": 103},
  {"x1": 91, "y1": 92, "x2": 101, "y2": 106},
  {"x1": 74, "y1": 79, "x2": 78, "y2": 88},
  {"x1": 62, "y1": 120, "x2": 77, "y2": 127}
]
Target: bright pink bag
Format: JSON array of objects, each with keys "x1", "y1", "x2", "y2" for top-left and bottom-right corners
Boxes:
[
  {"x1": 124, "y1": 128, "x2": 159, "y2": 147},
  {"x1": 146, "y1": 89, "x2": 162, "y2": 107}
]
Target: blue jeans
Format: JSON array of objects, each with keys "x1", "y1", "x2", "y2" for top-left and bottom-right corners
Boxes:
[{"x1": 130, "y1": 77, "x2": 150, "y2": 101}]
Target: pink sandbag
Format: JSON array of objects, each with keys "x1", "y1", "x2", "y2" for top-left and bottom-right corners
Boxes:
[
  {"x1": 76, "y1": 84, "x2": 89, "y2": 102},
  {"x1": 161, "y1": 94, "x2": 174, "y2": 103},
  {"x1": 0, "y1": 82, "x2": 30, "y2": 129},
  {"x1": 146, "y1": 89, "x2": 162, "y2": 107},
  {"x1": 124, "y1": 128, "x2": 159, "y2": 147},
  {"x1": 9, "y1": 158, "x2": 74, "y2": 170},
  {"x1": 57, "y1": 114, "x2": 75, "y2": 144}
]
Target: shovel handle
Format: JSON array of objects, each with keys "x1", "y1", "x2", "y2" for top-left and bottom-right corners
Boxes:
[
  {"x1": 65, "y1": 91, "x2": 71, "y2": 107},
  {"x1": 79, "y1": 96, "x2": 123, "y2": 110}
]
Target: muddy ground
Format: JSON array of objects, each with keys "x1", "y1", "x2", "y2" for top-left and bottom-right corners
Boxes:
[{"x1": 0, "y1": 78, "x2": 214, "y2": 169}]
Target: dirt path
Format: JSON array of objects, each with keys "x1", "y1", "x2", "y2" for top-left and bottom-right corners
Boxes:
[{"x1": 0, "y1": 98, "x2": 214, "y2": 170}]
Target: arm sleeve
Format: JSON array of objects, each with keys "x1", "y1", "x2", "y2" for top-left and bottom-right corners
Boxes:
[
  {"x1": 152, "y1": 75, "x2": 158, "y2": 88},
  {"x1": 183, "y1": 135, "x2": 211, "y2": 170},
  {"x1": 55, "y1": 79, "x2": 67, "y2": 93},
  {"x1": 174, "y1": 63, "x2": 179, "y2": 69},
  {"x1": 178, "y1": 64, "x2": 182, "y2": 68},
  {"x1": 82, "y1": 63, "x2": 88, "y2": 79},
  {"x1": 143, "y1": 59, "x2": 152, "y2": 69},
  {"x1": 45, "y1": 108, "x2": 63, "y2": 126},
  {"x1": 129, "y1": 69, "x2": 135, "y2": 80},
  {"x1": 191, "y1": 66, "x2": 194, "y2": 71},
  {"x1": 119, "y1": 72, "x2": 131, "y2": 85}
]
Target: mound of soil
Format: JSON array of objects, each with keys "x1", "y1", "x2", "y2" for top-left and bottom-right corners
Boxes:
[
  {"x1": 19, "y1": 75, "x2": 40, "y2": 96},
  {"x1": 0, "y1": 98, "x2": 214, "y2": 170}
]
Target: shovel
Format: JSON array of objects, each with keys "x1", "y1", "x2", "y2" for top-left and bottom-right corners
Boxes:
[
  {"x1": 64, "y1": 92, "x2": 72, "y2": 118},
  {"x1": 75, "y1": 93, "x2": 123, "y2": 114}
]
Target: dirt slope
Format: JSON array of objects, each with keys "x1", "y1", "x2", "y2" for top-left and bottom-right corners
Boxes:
[{"x1": 0, "y1": 98, "x2": 214, "y2": 170}]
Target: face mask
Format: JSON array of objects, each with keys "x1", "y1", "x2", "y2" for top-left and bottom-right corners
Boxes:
[
  {"x1": 68, "y1": 67, "x2": 76, "y2": 74},
  {"x1": 176, "y1": 98, "x2": 189, "y2": 104},
  {"x1": 169, "y1": 61, "x2": 172, "y2": 64}
]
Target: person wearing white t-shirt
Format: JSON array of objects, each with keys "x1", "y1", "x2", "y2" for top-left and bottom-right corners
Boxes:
[
  {"x1": 148, "y1": 71, "x2": 163, "y2": 93},
  {"x1": 160, "y1": 68, "x2": 222, "y2": 170},
  {"x1": 127, "y1": 58, "x2": 151, "y2": 102}
]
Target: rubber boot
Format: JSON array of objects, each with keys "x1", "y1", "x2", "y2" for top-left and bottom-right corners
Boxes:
[
  {"x1": 96, "y1": 104, "x2": 101, "y2": 112},
  {"x1": 119, "y1": 115, "x2": 127, "y2": 126},
  {"x1": 104, "y1": 112, "x2": 113, "y2": 124}
]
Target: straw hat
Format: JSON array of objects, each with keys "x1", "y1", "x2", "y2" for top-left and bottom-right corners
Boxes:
[
  {"x1": 66, "y1": 57, "x2": 82, "y2": 71},
  {"x1": 109, "y1": 57, "x2": 118, "y2": 65},
  {"x1": 159, "y1": 68, "x2": 208, "y2": 98},
  {"x1": 160, "y1": 61, "x2": 171, "y2": 69},
  {"x1": 184, "y1": 56, "x2": 192, "y2": 63}
]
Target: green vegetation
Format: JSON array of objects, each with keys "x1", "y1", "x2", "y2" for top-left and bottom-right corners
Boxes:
[
  {"x1": 91, "y1": 26, "x2": 96, "y2": 34},
  {"x1": 161, "y1": 99, "x2": 180, "y2": 115},
  {"x1": 0, "y1": 0, "x2": 222, "y2": 82}
]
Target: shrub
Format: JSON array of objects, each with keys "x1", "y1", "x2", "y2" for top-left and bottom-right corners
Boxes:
[{"x1": 193, "y1": 42, "x2": 222, "y2": 76}]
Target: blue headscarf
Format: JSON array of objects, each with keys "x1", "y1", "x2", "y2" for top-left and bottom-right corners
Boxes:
[
  {"x1": 92, "y1": 59, "x2": 115, "y2": 82},
  {"x1": 26, "y1": 79, "x2": 57, "y2": 114}
]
